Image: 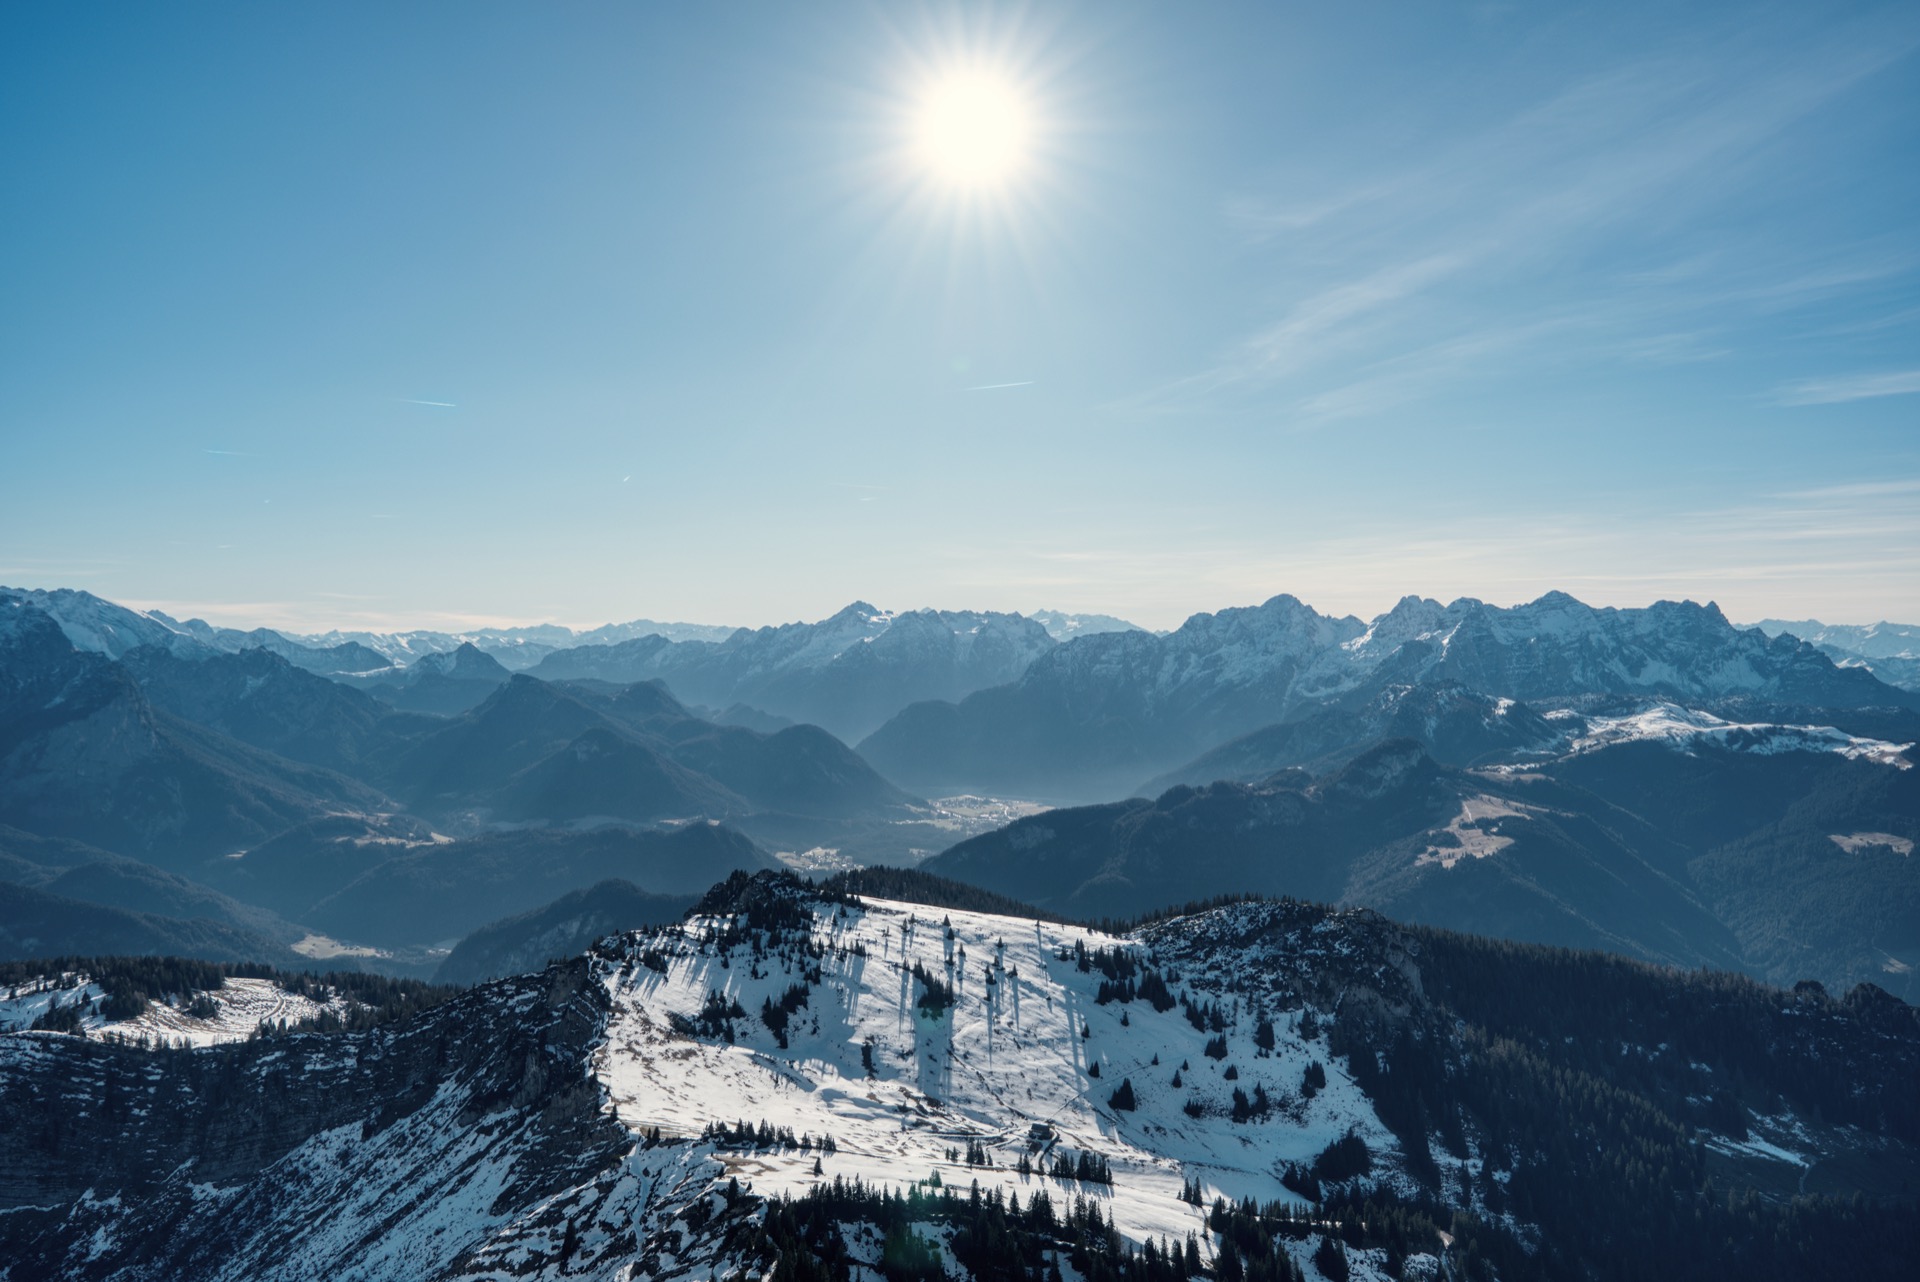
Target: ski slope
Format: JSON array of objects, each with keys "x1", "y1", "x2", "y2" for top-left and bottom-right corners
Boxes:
[{"x1": 596, "y1": 894, "x2": 1396, "y2": 1251}]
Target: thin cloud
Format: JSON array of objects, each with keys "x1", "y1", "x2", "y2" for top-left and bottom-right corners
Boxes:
[
  {"x1": 400, "y1": 399, "x2": 457, "y2": 408},
  {"x1": 1148, "y1": 12, "x2": 1920, "y2": 415},
  {"x1": 1772, "y1": 369, "x2": 1920, "y2": 406},
  {"x1": 961, "y1": 380, "x2": 1035, "y2": 391},
  {"x1": 1772, "y1": 477, "x2": 1920, "y2": 501},
  {"x1": 0, "y1": 564, "x2": 117, "y2": 579}
]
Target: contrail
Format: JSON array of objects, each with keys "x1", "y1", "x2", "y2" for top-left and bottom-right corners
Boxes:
[
  {"x1": 402, "y1": 399, "x2": 457, "y2": 407},
  {"x1": 961, "y1": 380, "x2": 1035, "y2": 391},
  {"x1": 203, "y1": 449, "x2": 251, "y2": 456}
]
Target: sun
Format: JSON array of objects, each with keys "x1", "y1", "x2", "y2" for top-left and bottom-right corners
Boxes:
[{"x1": 912, "y1": 71, "x2": 1034, "y2": 189}]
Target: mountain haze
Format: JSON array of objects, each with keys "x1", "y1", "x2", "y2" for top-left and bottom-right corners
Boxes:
[{"x1": 862, "y1": 592, "x2": 1914, "y2": 802}]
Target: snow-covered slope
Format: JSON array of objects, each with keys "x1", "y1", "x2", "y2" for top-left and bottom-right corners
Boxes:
[
  {"x1": 0, "y1": 971, "x2": 348, "y2": 1046},
  {"x1": 596, "y1": 891, "x2": 1396, "y2": 1250},
  {"x1": 4, "y1": 874, "x2": 1916, "y2": 1280},
  {"x1": 0, "y1": 879, "x2": 1422, "y2": 1280},
  {"x1": 0, "y1": 586, "x2": 212, "y2": 660},
  {"x1": 1557, "y1": 703, "x2": 1914, "y2": 769}
]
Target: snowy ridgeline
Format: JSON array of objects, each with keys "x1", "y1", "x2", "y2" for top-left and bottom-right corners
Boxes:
[
  {"x1": 596, "y1": 896, "x2": 1398, "y2": 1253},
  {"x1": 16, "y1": 884, "x2": 1893, "y2": 1280},
  {"x1": 1560, "y1": 703, "x2": 1914, "y2": 768},
  {"x1": 0, "y1": 895, "x2": 1435, "y2": 1281},
  {"x1": 0, "y1": 974, "x2": 347, "y2": 1046}
]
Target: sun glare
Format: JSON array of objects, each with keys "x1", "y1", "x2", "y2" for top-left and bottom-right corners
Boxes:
[{"x1": 912, "y1": 72, "x2": 1033, "y2": 188}]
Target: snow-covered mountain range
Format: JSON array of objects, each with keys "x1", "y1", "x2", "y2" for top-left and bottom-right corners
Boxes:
[
  {"x1": 860, "y1": 593, "x2": 1915, "y2": 801},
  {"x1": 5, "y1": 582, "x2": 1917, "y2": 1004},
  {"x1": 0, "y1": 586, "x2": 739, "y2": 671},
  {"x1": 531, "y1": 603, "x2": 1059, "y2": 742},
  {"x1": 1752, "y1": 617, "x2": 1920, "y2": 693},
  {"x1": 11, "y1": 586, "x2": 1912, "y2": 769},
  {"x1": 1, "y1": 588, "x2": 1073, "y2": 743}
]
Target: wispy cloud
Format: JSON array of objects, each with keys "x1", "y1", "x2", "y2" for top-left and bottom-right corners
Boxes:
[
  {"x1": 1289, "y1": 317, "x2": 1569, "y2": 425},
  {"x1": 401, "y1": 399, "x2": 457, "y2": 408},
  {"x1": 1144, "y1": 11, "x2": 1920, "y2": 420},
  {"x1": 1772, "y1": 369, "x2": 1920, "y2": 406},
  {"x1": 961, "y1": 380, "x2": 1035, "y2": 391},
  {"x1": 0, "y1": 562, "x2": 121, "y2": 580},
  {"x1": 1773, "y1": 477, "x2": 1920, "y2": 501}
]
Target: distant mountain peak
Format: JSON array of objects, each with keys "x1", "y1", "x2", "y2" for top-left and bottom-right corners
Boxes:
[
  {"x1": 1027, "y1": 609, "x2": 1146, "y2": 641},
  {"x1": 415, "y1": 642, "x2": 511, "y2": 681}
]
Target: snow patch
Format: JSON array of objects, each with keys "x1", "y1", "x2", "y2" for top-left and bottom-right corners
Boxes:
[
  {"x1": 1416, "y1": 796, "x2": 1544, "y2": 869},
  {"x1": 1568, "y1": 703, "x2": 1912, "y2": 768},
  {"x1": 1828, "y1": 832, "x2": 1914, "y2": 857}
]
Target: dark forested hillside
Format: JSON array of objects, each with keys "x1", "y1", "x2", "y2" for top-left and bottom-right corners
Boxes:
[
  {"x1": 922, "y1": 733, "x2": 1918, "y2": 999},
  {"x1": 922, "y1": 740, "x2": 1746, "y2": 972}
]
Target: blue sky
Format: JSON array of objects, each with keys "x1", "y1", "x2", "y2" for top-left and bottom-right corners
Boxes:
[{"x1": 2, "y1": 1, "x2": 1915, "y2": 632}]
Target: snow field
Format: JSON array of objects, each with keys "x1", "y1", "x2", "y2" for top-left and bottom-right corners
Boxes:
[
  {"x1": 595, "y1": 896, "x2": 1395, "y2": 1252},
  {"x1": 0, "y1": 974, "x2": 349, "y2": 1046},
  {"x1": 1569, "y1": 703, "x2": 1913, "y2": 767}
]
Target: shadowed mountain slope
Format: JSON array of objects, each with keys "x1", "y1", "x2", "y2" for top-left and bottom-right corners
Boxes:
[
  {"x1": 434, "y1": 879, "x2": 699, "y2": 985},
  {"x1": 924, "y1": 739, "x2": 1744, "y2": 972}
]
